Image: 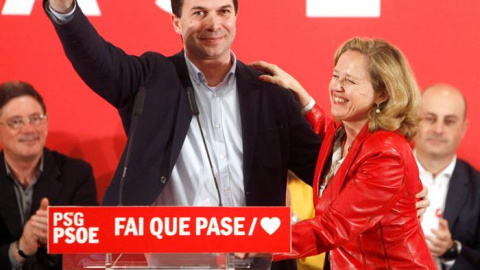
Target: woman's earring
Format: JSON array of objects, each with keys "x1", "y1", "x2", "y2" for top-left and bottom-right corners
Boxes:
[{"x1": 375, "y1": 104, "x2": 381, "y2": 114}]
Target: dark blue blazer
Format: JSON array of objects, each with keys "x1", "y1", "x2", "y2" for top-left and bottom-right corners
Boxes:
[
  {"x1": 444, "y1": 159, "x2": 480, "y2": 270},
  {"x1": 0, "y1": 148, "x2": 98, "y2": 269}
]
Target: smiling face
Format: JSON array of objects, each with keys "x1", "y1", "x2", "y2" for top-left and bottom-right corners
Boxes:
[
  {"x1": 415, "y1": 84, "x2": 468, "y2": 160},
  {"x1": 0, "y1": 96, "x2": 48, "y2": 162},
  {"x1": 329, "y1": 50, "x2": 381, "y2": 128},
  {"x1": 172, "y1": 0, "x2": 236, "y2": 64}
]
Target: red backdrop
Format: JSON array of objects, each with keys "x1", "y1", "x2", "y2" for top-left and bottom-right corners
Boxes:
[{"x1": 1, "y1": 0, "x2": 479, "y2": 201}]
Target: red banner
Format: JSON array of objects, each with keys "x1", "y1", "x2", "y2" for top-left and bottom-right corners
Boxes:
[{"x1": 48, "y1": 206, "x2": 291, "y2": 254}]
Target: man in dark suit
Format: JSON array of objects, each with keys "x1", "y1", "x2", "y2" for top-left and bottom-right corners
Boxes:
[
  {"x1": 44, "y1": 0, "x2": 321, "y2": 268},
  {"x1": 415, "y1": 84, "x2": 480, "y2": 270},
  {"x1": 0, "y1": 81, "x2": 98, "y2": 269}
]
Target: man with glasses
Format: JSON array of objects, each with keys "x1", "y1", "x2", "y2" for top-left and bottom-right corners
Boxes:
[{"x1": 0, "y1": 81, "x2": 98, "y2": 270}]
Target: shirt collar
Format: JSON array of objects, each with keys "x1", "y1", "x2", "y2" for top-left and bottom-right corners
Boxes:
[
  {"x1": 184, "y1": 52, "x2": 237, "y2": 88},
  {"x1": 5, "y1": 155, "x2": 44, "y2": 181},
  {"x1": 414, "y1": 150, "x2": 457, "y2": 180}
]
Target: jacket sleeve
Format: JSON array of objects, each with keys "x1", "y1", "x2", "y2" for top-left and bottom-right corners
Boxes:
[
  {"x1": 458, "y1": 244, "x2": 480, "y2": 269},
  {"x1": 43, "y1": 0, "x2": 152, "y2": 110},
  {"x1": 72, "y1": 162, "x2": 98, "y2": 206},
  {"x1": 275, "y1": 143, "x2": 415, "y2": 260},
  {"x1": 305, "y1": 104, "x2": 329, "y2": 138},
  {"x1": 0, "y1": 246, "x2": 11, "y2": 269},
  {"x1": 455, "y1": 177, "x2": 480, "y2": 269},
  {"x1": 286, "y1": 93, "x2": 323, "y2": 187}
]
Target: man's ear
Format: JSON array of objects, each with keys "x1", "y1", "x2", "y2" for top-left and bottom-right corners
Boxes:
[{"x1": 172, "y1": 15, "x2": 182, "y2": 35}]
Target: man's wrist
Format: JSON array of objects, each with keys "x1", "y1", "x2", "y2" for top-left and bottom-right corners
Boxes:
[
  {"x1": 440, "y1": 240, "x2": 462, "y2": 261},
  {"x1": 48, "y1": 0, "x2": 75, "y2": 14},
  {"x1": 16, "y1": 241, "x2": 30, "y2": 259},
  {"x1": 9, "y1": 242, "x2": 24, "y2": 267},
  {"x1": 302, "y1": 98, "x2": 315, "y2": 114},
  {"x1": 46, "y1": 0, "x2": 76, "y2": 25}
]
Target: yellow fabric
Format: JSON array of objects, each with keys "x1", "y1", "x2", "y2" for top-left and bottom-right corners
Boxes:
[{"x1": 288, "y1": 173, "x2": 325, "y2": 270}]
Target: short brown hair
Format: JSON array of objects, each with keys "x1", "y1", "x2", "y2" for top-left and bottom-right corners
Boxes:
[
  {"x1": 334, "y1": 37, "x2": 421, "y2": 141},
  {"x1": 171, "y1": 0, "x2": 238, "y2": 17},
  {"x1": 0, "y1": 81, "x2": 47, "y2": 115}
]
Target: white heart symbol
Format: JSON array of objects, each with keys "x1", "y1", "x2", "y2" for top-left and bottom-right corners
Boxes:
[{"x1": 260, "y1": 217, "x2": 281, "y2": 235}]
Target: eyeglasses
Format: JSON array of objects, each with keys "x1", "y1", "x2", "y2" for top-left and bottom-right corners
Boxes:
[{"x1": 0, "y1": 114, "x2": 48, "y2": 130}]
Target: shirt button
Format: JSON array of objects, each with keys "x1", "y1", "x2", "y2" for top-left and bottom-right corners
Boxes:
[
  {"x1": 160, "y1": 176, "x2": 167, "y2": 184},
  {"x1": 212, "y1": 93, "x2": 217, "y2": 97},
  {"x1": 224, "y1": 186, "x2": 231, "y2": 191},
  {"x1": 219, "y1": 154, "x2": 225, "y2": 160},
  {"x1": 215, "y1": 124, "x2": 220, "y2": 129}
]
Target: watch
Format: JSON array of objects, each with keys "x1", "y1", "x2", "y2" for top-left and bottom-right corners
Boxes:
[
  {"x1": 440, "y1": 240, "x2": 461, "y2": 261},
  {"x1": 16, "y1": 241, "x2": 29, "y2": 259}
]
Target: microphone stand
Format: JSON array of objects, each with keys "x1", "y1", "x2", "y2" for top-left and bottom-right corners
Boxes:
[
  {"x1": 111, "y1": 87, "x2": 146, "y2": 268},
  {"x1": 118, "y1": 87, "x2": 146, "y2": 206},
  {"x1": 187, "y1": 87, "x2": 223, "y2": 207}
]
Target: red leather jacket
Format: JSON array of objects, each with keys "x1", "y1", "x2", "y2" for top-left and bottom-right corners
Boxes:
[{"x1": 275, "y1": 105, "x2": 436, "y2": 269}]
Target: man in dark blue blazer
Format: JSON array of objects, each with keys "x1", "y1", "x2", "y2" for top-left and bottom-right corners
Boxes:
[
  {"x1": 43, "y1": 0, "x2": 321, "y2": 209},
  {"x1": 415, "y1": 84, "x2": 480, "y2": 270},
  {"x1": 0, "y1": 81, "x2": 98, "y2": 269},
  {"x1": 44, "y1": 0, "x2": 321, "y2": 269}
]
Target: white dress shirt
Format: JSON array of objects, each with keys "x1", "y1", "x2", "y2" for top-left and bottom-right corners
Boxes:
[
  {"x1": 415, "y1": 151, "x2": 457, "y2": 270},
  {"x1": 154, "y1": 53, "x2": 245, "y2": 207}
]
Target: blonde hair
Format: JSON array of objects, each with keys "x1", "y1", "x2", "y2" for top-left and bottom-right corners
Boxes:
[{"x1": 334, "y1": 37, "x2": 421, "y2": 141}]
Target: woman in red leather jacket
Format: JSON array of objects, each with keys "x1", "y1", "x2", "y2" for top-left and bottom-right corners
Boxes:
[{"x1": 252, "y1": 37, "x2": 436, "y2": 269}]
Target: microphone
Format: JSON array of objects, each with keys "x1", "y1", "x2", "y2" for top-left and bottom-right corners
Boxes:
[
  {"x1": 119, "y1": 87, "x2": 146, "y2": 206},
  {"x1": 187, "y1": 87, "x2": 223, "y2": 207}
]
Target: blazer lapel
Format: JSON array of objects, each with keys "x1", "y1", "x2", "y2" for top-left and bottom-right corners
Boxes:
[
  {"x1": 443, "y1": 160, "x2": 470, "y2": 231},
  {"x1": 169, "y1": 52, "x2": 194, "y2": 170},
  {"x1": 0, "y1": 152, "x2": 23, "y2": 237},
  {"x1": 333, "y1": 124, "x2": 371, "y2": 188},
  {"x1": 314, "y1": 123, "x2": 371, "y2": 206},
  {"x1": 236, "y1": 62, "x2": 261, "y2": 187},
  {"x1": 312, "y1": 123, "x2": 337, "y2": 203},
  {"x1": 31, "y1": 149, "x2": 62, "y2": 214}
]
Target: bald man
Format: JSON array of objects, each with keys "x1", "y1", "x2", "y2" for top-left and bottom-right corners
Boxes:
[{"x1": 414, "y1": 84, "x2": 480, "y2": 270}]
